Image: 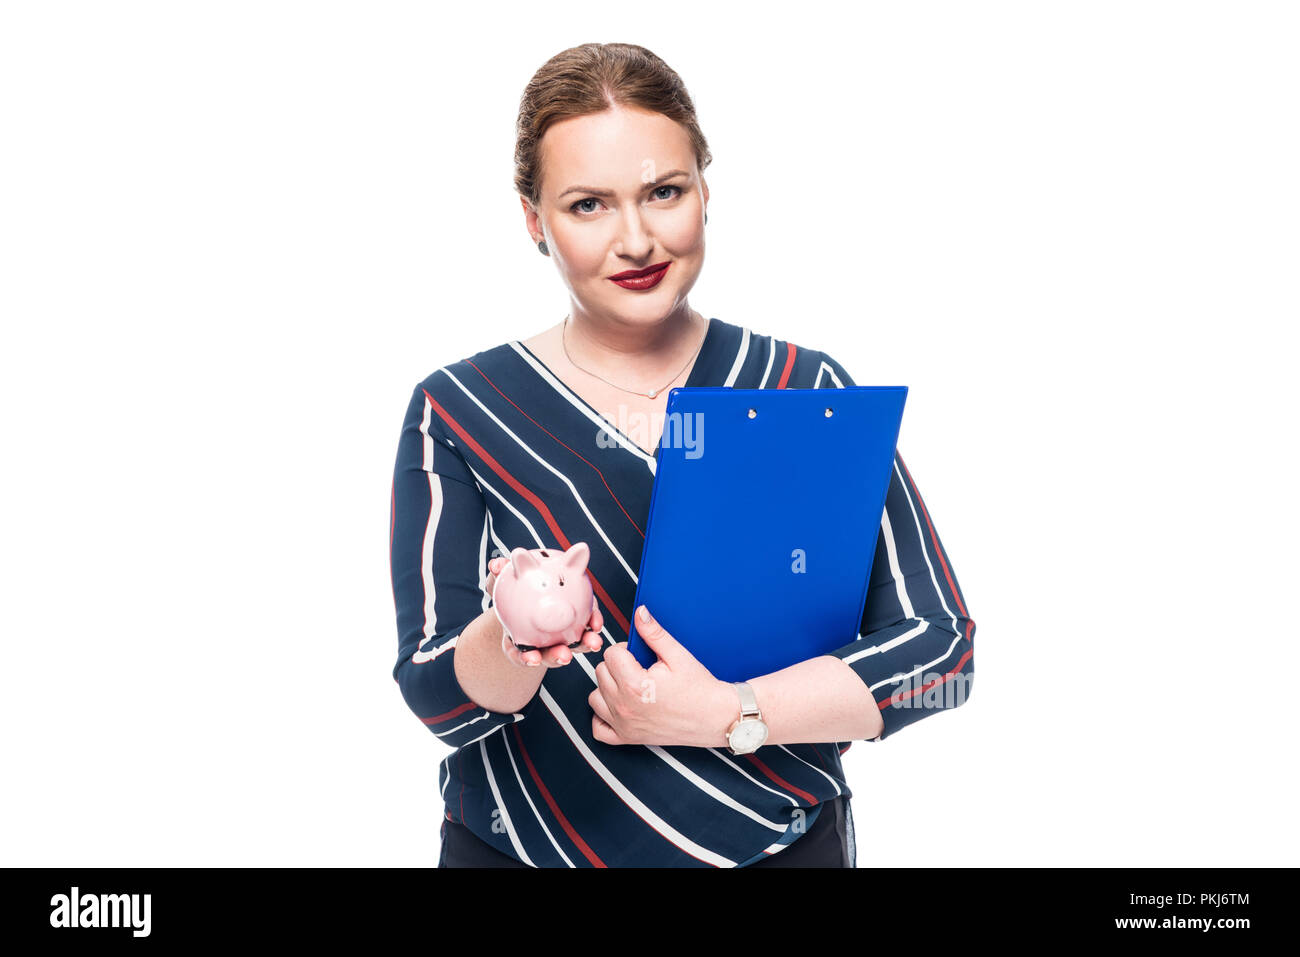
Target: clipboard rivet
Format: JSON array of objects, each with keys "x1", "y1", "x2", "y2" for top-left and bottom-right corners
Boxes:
[
  {"x1": 747, "y1": 408, "x2": 756, "y2": 418},
  {"x1": 825, "y1": 407, "x2": 834, "y2": 417}
]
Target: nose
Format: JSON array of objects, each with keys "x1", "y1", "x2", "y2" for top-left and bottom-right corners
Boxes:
[{"x1": 615, "y1": 206, "x2": 654, "y2": 260}]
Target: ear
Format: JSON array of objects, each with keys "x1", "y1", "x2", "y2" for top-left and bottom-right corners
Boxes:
[
  {"x1": 520, "y1": 194, "x2": 540, "y2": 239},
  {"x1": 562, "y1": 541, "x2": 591, "y2": 576},
  {"x1": 511, "y1": 546, "x2": 539, "y2": 575}
]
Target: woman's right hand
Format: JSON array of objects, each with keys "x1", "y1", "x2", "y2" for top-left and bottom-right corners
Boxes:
[{"x1": 484, "y1": 556, "x2": 604, "y2": 668}]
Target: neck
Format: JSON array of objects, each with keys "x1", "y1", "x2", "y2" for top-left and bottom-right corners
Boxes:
[{"x1": 562, "y1": 307, "x2": 706, "y2": 385}]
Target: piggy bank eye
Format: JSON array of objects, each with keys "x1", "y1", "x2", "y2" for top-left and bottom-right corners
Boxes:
[{"x1": 558, "y1": 575, "x2": 565, "y2": 586}]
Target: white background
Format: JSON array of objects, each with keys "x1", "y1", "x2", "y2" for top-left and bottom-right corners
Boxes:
[{"x1": 2, "y1": 1, "x2": 1296, "y2": 866}]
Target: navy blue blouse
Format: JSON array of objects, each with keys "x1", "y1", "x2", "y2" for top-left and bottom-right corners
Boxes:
[{"x1": 389, "y1": 316, "x2": 975, "y2": 867}]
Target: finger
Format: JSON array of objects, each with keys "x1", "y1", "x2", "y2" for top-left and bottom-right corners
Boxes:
[
  {"x1": 592, "y1": 713, "x2": 622, "y2": 745},
  {"x1": 602, "y1": 641, "x2": 647, "y2": 689},
  {"x1": 631, "y1": 605, "x2": 687, "y2": 670},
  {"x1": 588, "y1": 687, "x2": 615, "y2": 726},
  {"x1": 594, "y1": 659, "x2": 621, "y2": 707},
  {"x1": 541, "y1": 642, "x2": 575, "y2": 667},
  {"x1": 501, "y1": 631, "x2": 542, "y2": 668}
]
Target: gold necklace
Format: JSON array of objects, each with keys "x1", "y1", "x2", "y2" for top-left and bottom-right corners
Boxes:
[{"x1": 560, "y1": 313, "x2": 707, "y2": 399}]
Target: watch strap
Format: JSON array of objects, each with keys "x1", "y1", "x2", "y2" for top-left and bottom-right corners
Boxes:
[{"x1": 732, "y1": 681, "x2": 760, "y2": 718}]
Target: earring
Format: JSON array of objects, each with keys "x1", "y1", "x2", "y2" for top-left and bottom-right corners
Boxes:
[{"x1": 537, "y1": 240, "x2": 549, "y2": 256}]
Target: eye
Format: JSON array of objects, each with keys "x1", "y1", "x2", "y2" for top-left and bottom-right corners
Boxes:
[{"x1": 569, "y1": 185, "x2": 683, "y2": 216}]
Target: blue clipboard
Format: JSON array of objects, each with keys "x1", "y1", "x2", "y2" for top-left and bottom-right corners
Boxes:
[{"x1": 626, "y1": 385, "x2": 907, "y2": 683}]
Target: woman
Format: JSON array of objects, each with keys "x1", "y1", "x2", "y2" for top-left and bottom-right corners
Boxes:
[{"x1": 389, "y1": 42, "x2": 976, "y2": 868}]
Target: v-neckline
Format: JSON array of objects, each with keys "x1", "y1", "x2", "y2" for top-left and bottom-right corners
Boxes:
[{"x1": 512, "y1": 316, "x2": 721, "y2": 461}]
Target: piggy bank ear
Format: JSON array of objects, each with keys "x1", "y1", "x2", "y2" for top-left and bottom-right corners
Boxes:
[
  {"x1": 510, "y1": 546, "x2": 539, "y2": 574},
  {"x1": 561, "y1": 541, "x2": 591, "y2": 574}
]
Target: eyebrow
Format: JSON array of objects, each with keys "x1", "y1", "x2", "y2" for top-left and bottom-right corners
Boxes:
[{"x1": 558, "y1": 169, "x2": 691, "y2": 200}]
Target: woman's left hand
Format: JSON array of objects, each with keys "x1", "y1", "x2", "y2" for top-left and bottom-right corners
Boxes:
[{"x1": 589, "y1": 605, "x2": 734, "y2": 747}]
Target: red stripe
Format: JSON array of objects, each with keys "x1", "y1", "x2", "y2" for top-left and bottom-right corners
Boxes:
[
  {"x1": 421, "y1": 700, "x2": 478, "y2": 725},
  {"x1": 423, "y1": 387, "x2": 632, "y2": 638},
  {"x1": 744, "y1": 753, "x2": 817, "y2": 805},
  {"x1": 896, "y1": 452, "x2": 970, "y2": 622},
  {"x1": 807, "y1": 743, "x2": 833, "y2": 775},
  {"x1": 465, "y1": 359, "x2": 650, "y2": 539},
  {"x1": 876, "y1": 647, "x2": 974, "y2": 710},
  {"x1": 512, "y1": 724, "x2": 606, "y2": 867},
  {"x1": 839, "y1": 743, "x2": 852, "y2": 755},
  {"x1": 775, "y1": 342, "x2": 797, "y2": 389}
]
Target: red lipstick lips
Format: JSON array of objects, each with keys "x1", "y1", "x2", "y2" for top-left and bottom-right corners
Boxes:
[{"x1": 609, "y1": 262, "x2": 670, "y2": 290}]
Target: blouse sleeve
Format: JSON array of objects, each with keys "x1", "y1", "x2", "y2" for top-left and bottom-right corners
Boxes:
[
  {"x1": 815, "y1": 352, "x2": 976, "y2": 741},
  {"x1": 389, "y1": 381, "x2": 525, "y2": 748}
]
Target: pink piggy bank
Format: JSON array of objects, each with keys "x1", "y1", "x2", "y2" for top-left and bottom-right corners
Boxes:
[{"x1": 492, "y1": 542, "x2": 596, "y2": 651}]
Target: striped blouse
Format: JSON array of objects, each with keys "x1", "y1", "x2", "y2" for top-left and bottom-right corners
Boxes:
[{"x1": 389, "y1": 315, "x2": 976, "y2": 867}]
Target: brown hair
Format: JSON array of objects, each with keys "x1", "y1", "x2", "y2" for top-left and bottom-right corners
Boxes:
[{"x1": 513, "y1": 42, "x2": 713, "y2": 208}]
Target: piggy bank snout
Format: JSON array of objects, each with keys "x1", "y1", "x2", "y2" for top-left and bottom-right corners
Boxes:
[
  {"x1": 530, "y1": 592, "x2": 580, "y2": 631},
  {"x1": 492, "y1": 544, "x2": 595, "y2": 649}
]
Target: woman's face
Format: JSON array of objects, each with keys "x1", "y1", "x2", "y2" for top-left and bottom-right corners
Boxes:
[{"x1": 523, "y1": 103, "x2": 709, "y2": 325}]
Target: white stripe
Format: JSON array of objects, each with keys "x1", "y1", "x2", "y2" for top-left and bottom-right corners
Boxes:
[
  {"x1": 412, "y1": 632, "x2": 455, "y2": 665},
  {"x1": 722, "y1": 326, "x2": 751, "y2": 386},
  {"x1": 777, "y1": 744, "x2": 842, "y2": 797},
  {"x1": 419, "y1": 399, "x2": 441, "y2": 639},
  {"x1": 759, "y1": 339, "x2": 777, "y2": 388},
  {"x1": 819, "y1": 360, "x2": 844, "y2": 389},
  {"x1": 439, "y1": 367, "x2": 641, "y2": 584},
  {"x1": 538, "y1": 686, "x2": 738, "y2": 867},
  {"x1": 570, "y1": 654, "x2": 786, "y2": 833},
  {"x1": 866, "y1": 627, "x2": 966, "y2": 695},
  {"x1": 443, "y1": 712, "x2": 525, "y2": 744},
  {"x1": 706, "y1": 748, "x2": 810, "y2": 804},
  {"x1": 462, "y1": 467, "x2": 548, "y2": 556},
  {"x1": 507, "y1": 341, "x2": 658, "y2": 468},
  {"x1": 480, "y1": 737, "x2": 535, "y2": 866},
  {"x1": 893, "y1": 458, "x2": 961, "y2": 636},
  {"x1": 501, "y1": 733, "x2": 575, "y2": 867},
  {"x1": 478, "y1": 510, "x2": 491, "y2": 614},
  {"x1": 880, "y1": 505, "x2": 914, "y2": 620},
  {"x1": 842, "y1": 618, "x2": 930, "y2": 665}
]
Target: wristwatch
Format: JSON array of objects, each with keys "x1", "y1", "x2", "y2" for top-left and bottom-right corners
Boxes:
[{"x1": 725, "y1": 681, "x2": 769, "y2": 755}]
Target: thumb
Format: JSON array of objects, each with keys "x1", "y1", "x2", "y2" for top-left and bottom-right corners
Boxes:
[{"x1": 635, "y1": 605, "x2": 688, "y2": 667}]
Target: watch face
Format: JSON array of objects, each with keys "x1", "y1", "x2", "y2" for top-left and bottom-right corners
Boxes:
[{"x1": 730, "y1": 719, "x2": 768, "y2": 753}]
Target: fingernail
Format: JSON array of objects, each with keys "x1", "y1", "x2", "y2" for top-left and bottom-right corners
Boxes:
[{"x1": 637, "y1": 605, "x2": 649, "y2": 622}]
